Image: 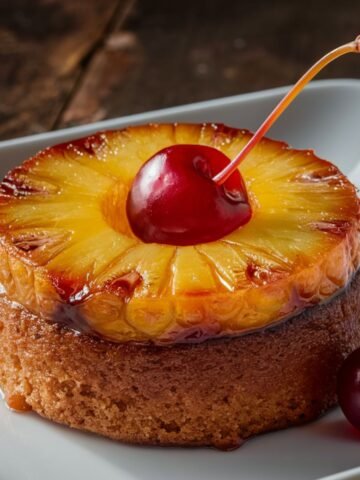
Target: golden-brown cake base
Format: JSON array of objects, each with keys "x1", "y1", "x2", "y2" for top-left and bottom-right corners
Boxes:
[{"x1": 0, "y1": 273, "x2": 360, "y2": 449}]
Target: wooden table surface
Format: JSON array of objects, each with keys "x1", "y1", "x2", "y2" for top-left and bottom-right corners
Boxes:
[{"x1": 1, "y1": 0, "x2": 360, "y2": 141}]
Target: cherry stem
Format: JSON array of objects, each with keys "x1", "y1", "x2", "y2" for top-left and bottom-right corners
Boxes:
[{"x1": 213, "y1": 35, "x2": 360, "y2": 185}]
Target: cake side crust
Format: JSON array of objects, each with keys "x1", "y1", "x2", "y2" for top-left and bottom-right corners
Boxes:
[{"x1": 0, "y1": 272, "x2": 360, "y2": 448}]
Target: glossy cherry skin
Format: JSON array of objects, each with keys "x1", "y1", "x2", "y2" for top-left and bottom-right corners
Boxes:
[
  {"x1": 126, "y1": 144, "x2": 251, "y2": 246},
  {"x1": 337, "y1": 348, "x2": 360, "y2": 430}
]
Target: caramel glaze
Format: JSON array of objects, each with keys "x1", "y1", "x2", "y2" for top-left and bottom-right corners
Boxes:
[
  {"x1": 211, "y1": 437, "x2": 246, "y2": 451},
  {"x1": 32, "y1": 268, "x2": 354, "y2": 356},
  {"x1": 6, "y1": 393, "x2": 32, "y2": 412},
  {"x1": 0, "y1": 385, "x2": 31, "y2": 412}
]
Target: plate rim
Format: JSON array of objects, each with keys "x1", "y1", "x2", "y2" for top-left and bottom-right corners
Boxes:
[{"x1": 0, "y1": 78, "x2": 359, "y2": 149}]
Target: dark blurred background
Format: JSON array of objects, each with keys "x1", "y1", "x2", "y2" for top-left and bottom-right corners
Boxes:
[{"x1": 0, "y1": 0, "x2": 359, "y2": 141}]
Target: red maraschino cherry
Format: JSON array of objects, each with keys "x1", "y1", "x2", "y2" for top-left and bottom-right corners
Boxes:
[
  {"x1": 337, "y1": 348, "x2": 360, "y2": 430},
  {"x1": 127, "y1": 36, "x2": 360, "y2": 246},
  {"x1": 127, "y1": 144, "x2": 251, "y2": 245}
]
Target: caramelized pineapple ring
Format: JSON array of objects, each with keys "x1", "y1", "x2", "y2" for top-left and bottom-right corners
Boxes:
[{"x1": 0, "y1": 124, "x2": 358, "y2": 344}]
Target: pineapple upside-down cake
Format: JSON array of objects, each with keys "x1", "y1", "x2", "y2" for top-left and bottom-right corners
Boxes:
[{"x1": 0, "y1": 123, "x2": 359, "y2": 448}]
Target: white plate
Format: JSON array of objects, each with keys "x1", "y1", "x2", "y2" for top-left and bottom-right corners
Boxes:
[{"x1": 0, "y1": 79, "x2": 360, "y2": 480}]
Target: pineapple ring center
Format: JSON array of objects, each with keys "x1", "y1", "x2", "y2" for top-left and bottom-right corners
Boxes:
[{"x1": 101, "y1": 182, "x2": 135, "y2": 238}]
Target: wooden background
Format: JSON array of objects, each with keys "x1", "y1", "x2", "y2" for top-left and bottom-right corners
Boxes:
[{"x1": 0, "y1": 0, "x2": 359, "y2": 141}]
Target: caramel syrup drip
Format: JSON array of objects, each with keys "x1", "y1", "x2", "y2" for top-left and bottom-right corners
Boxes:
[{"x1": 6, "y1": 393, "x2": 32, "y2": 412}]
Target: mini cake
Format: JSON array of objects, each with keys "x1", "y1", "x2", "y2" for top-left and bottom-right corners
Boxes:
[
  {"x1": 0, "y1": 37, "x2": 359, "y2": 449},
  {"x1": 0, "y1": 122, "x2": 359, "y2": 448}
]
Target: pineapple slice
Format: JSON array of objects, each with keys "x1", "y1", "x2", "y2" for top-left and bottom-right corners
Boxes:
[{"x1": 0, "y1": 123, "x2": 358, "y2": 344}]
